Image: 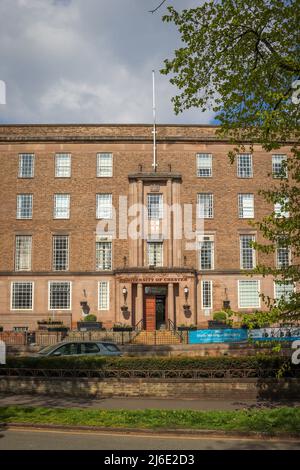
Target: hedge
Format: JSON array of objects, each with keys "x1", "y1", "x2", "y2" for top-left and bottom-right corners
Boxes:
[{"x1": 2, "y1": 354, "x2": 298, "y2": 373}]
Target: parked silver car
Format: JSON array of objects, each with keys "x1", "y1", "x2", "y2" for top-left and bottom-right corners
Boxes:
[{"x1": 37, "y1": 341, "x2": 122, "y2": 357}]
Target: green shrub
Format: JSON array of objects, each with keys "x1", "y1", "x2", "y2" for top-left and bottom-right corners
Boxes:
[
  {"x1": 83, "y1": 314, "x2": 97, "y2": 322},
  {"x1": 213, "y1": 311, "x2": 227, "y2": 322}
]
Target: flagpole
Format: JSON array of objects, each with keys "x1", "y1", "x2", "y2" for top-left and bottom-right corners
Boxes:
[{"x1": 152, "y1": 70, "x2": 157, "y2": 172}]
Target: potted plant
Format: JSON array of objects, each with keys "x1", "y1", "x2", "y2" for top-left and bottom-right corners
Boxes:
[
  {"x1": 112, "y1": 323, "x2": 133, "y2": 332},
  {"x1": 77, "y1": 314, "x2": 103, "y2": 331},
  {"x1": 208, "y1": 311, "x2": 233, "y2": 329},
  {"x1": 177, "y1": 323, "x2": 197, "y2": 331}
]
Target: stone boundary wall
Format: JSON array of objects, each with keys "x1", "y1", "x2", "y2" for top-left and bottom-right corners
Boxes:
[{"x1": 0, "y1": 376, "x2": 299, "y2": 400}]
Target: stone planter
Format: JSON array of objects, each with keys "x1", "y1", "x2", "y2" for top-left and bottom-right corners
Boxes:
[
  {"x1": 177, "y1": 326, "x2": 197, "y2": 331},
  {"x1": 208, "y1": 320, "x2": 230, "y2": 329},
  {"x1": 77, "y1": 322, "x2": 103, "y2": 331},
  {"x1": 113, "y1": 327, "x2": 133, "y2": 332}
]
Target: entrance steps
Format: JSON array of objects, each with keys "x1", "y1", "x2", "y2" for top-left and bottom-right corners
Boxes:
[{"x1": 131, "y1": 329, "x2": 182, "y2": 345}]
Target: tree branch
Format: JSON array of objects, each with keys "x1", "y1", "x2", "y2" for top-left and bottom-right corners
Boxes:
[{"x1": 149, "y1": 0, "x2": 168, "y2": 14}]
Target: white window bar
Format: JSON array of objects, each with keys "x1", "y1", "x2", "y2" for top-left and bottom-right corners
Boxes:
[
  {"x1": 147, "y1": 241, "x2": 163, "y2": 267},
  {"x1": 54, "y1": 194, "x2": 70, "y2": 219},
  {"x1": 96, "y1": 240, "x2": 112, "y2": 270},
  {"x1": 202, "y1": 280, "x2": 212, "y2": 309},
  {"x1": 238, "y1": 194, "x2": 254, "y2": 218},
  {"x1": 147, "y1": 194, "x2": 163, "y2": 219},
  {"x1": 238, "y1": 280, "x2": 260, "y2": 308},
  {"x1": 240, "y1": 234, "x2": 255, "y2": 269},
  {"x1": 274, "y1": 281, "x2": 294, "y2": 302},
  {"x1": 272, "y1": 154, "x2": 287, "y2": 178},
  {"x1": 11, "y1": 282, "x2": 33, "y2": 310},
  {"x1": 274, "y1": 199, "x2": 289, "y2": 218},
  {"x1": 96, "y1": 194, "x2": 113, "y2": 219},
  {"x1": 17, "y1": 194, "x2": 33, "y2": 219},
  {"x1": 49, "y1": 281, "x2": 71, "y2": 310},
  {"x1": 276, "y1": 246, "x2": 290, "y2": 269},
  {"x1": 19, "y1": 154, "x2": 34, "y2": 178},
  {"x1": 98, "y1": 281, "x2": 109, "y2": 310},
  {"x1": 97, "y1": 153, "x2": 113, "y2": 177},
  {"x1": 237, "y1": 154, "x2": 253, "y2": 178},
  {"x1": 15, "y1": 235, "x2": 32, "y2": 271},
  {"x1": 199, "y1": 240, "x2": 214, "y2": 270},
  {"x1": 196, "y1": 153, "x2": 212, "y2": 177},
  {"x1": 55, "y1": 153, "x2": 71, "y2": 178},
  {"x1": 197, "y1": 193, "x2": 213, "y2": 218},
  {"x1": 53, "y1": 235, "x2": 69, "y2": 271}
]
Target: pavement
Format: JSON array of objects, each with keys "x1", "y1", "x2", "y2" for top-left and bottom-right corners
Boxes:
[
  {"x1": 1, "y1": 394, "x2": 300, "y2": 410},
  {"x1": 0, "y1": 427, "x2": 299, "y2": 450}
]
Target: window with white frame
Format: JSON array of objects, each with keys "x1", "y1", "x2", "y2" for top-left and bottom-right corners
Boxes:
[
  {"x1": 198, "y1": 236, "x2": 214, "y2": 270},
  {"x1": 274, "y1": 198, "x2": 289, "y2": 218},
  {"x1": 15, "y1": 235, "x2": 32, "y2": 271},
  {"x1": 11, "y1": 282, "x2": 33, "y2": 310},
  {"x1": 55, "y1": 153, "x2": 71, "y2": 178},
  {"x1": 17, "y1": 194, "x2": 33, "y2": 219},
  {"x1": 237, "y1": 154, "x2": 253, "y2": 178},
  {"x1": 272, "y1": 154, "x2": 287, "y2": 178},
  {"x1": 196, "y1": 153, "x2": 212, "y2": 177},
  {"x1": 147, "y1": 194, "x2": 163, "y2": 219},
  {"x1": 96, "y1": 237, "x2": 112, "y2": 270},
  {"x1": 53, "y1": 235, "x2": 69, "y2": 271},
  {"x1": 238, "y1": 280, "x2": 260, "y2": 308},
  {"x1": 96, "y1": 194, "x2": 113, "y2": 219},
  {"x1": 19, "y1": 154, "x2": 34, "y2": 178},
  {"x1": 240, "y1": 234, "x2": 256, "y2": 269},
  {"x1": 54, "y1": 194, "x2": 70, "y2": 219},
  {"x1": 98, "y1": 281, "x2": 109, "y2": 310},
  {"x1": 97, "y1": 153, "x2": 113, "y2": 177},
  {"x1": 197, "y1": 193, "x2": 213, "y2": 218},
  {"x1": 147, "y1": 241, "x2": 163, "y2": 267},
  {"x1": 238, "y1": 194, "x2": 254, "y2": 218},
  {"x1": 274, "y1": 281, "x2": 294, "y2": 303},
  {"x1": 202, "y1": 280, "x2": 212, "y2": 309},
  {"x1": 276, "y1": 246, "x2": 291, "y2": 268},
  {"x1": 49, "y1": 281, "x2": 71, "y2": 310}
]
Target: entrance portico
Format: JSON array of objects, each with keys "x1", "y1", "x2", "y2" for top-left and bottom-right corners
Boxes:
[{"x1": 115, "y1": 271, "x2": 196, "y2": 330}]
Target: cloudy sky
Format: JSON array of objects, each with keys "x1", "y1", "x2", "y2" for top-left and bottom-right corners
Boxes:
[{"x1": 0, "y1": 0, "x2": 213, "y2": 124}]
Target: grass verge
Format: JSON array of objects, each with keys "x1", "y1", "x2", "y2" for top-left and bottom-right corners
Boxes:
[{"x1": 0, "y1": 406, "x2": 299, "y2": 435}]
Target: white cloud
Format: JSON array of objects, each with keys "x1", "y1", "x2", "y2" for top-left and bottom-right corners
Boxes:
[{"x1": 0, "y1": 0, "x2": 215, "y2": 124}]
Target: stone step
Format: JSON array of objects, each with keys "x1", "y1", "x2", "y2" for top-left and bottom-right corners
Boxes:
[{"x1": 132, "y1": 330, "x2": 182, "y2": 345}]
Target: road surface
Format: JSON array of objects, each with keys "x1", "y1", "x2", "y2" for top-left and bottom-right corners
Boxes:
[{"x1": 0, "y1": 427, "x2": 299, "y2": 450}]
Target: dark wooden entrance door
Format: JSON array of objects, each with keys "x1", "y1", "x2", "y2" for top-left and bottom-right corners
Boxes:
[
  {"x1": 144, "y1": 295, "x2": 156, "y2": 331},
  {"x1": 156, "y1": 295, "x2": 166, "y2": 330}
]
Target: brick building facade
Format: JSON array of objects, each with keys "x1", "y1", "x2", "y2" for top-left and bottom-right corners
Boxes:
[{"x1": 0, "y1": 124, "x2": 295, "y2": 331}]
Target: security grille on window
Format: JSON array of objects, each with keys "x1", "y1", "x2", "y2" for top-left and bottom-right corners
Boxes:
[
  {"x1": 196, "y1": 153, "x2": 212, "y2": 177},
  {"x1": 238, "y1": 280, "x2": 260, "y2": 308},
  {"x1": 15, "y1": 235, "x2": 32, "y2": 271},
  {"x1": 53, "y1": 235, "x2": 69, "y2": 271},
  {"x1": 276, "y1": 246, "x2": 290, "y2": 268},
  {"x1": 49, "y1": 281, "x2": 71, "y2": 310},
  {"x1": 272, "y1": 155, "x2": 287, "y2": 178},
  {"x1": 147, "y1": 241, "x2": 163, "y2": 267},
  {"x1": 238, "y1": 194, "x2": 254, "y2": 218},
  {"x1": 198, "y1": 237, "x2": 214, "y2": 270},
  {"x1": 240, "y1": 234, "x2": 255, "y2": 269},
  {"x1": 19, "y1": 154, "x2": 34, "y2": 178},
  {"x1": 55, "y1": 153, "x2": 71, "y2": 178},
  {"x1": 197, "y1": 193, "x2": 213, "y2": 218},
  {"x1": 96, "y1": 238, "x2": 112, "y2": 270},
  {"x1": 97, "y1": 153, "x2": 113, "y2": 177},
  {"x1": 148, "y1": 194, "x2": 163, "y2": 219},
  {"x1": 96, "y1": 194, "x2": 113, "y2": 219},
  {"x1": 202, "y1": 280, "x2": 212, "y2": 309},
  {"x1": 274, "y1": 199, "x2": 289, "y2": 218},
  {"x1": 11, "y1": 282, "x2": 33, "y2": 310},
  {"x1": 17, "y1": 194, "x2": 33, "y2": 219},
  {"x1": 54, "y1": 194, "x2": 70, "y2": 219},
  {"x1": 98, "y1": 281, "x2": 109, "y2": 310},
  {"x1": 274, "y1": 281, "x2": 294, "y2": 302},
  {"x1": 237, "y1": 154, "x2": 253, "y2": 178}
]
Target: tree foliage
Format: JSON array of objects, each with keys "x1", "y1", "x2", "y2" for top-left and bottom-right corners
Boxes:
[{"x1": 161, "y1": 0, "x2": 300, "y2": 321}]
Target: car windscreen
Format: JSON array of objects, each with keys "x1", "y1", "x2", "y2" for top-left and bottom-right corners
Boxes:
[
  {"x1": 38, "y1": 344, "x2": 61, "y2": 355},
  {"x1": 102, "y1": 343, "x2": 120, "y2": 352}
]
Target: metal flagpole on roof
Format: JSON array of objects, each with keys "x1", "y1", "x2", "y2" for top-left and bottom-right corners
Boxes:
[{"x1": 152, "y1": 70, "x2": 157, "y2": 172}]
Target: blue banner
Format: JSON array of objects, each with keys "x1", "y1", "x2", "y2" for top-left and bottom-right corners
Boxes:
[{"x1": 189, "y1": 328, "x2": 248, "y2": 344}]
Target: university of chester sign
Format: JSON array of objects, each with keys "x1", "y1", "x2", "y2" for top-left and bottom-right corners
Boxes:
[{"x1": 118, "y1": 276, "x2": 189, "y2": 283}]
